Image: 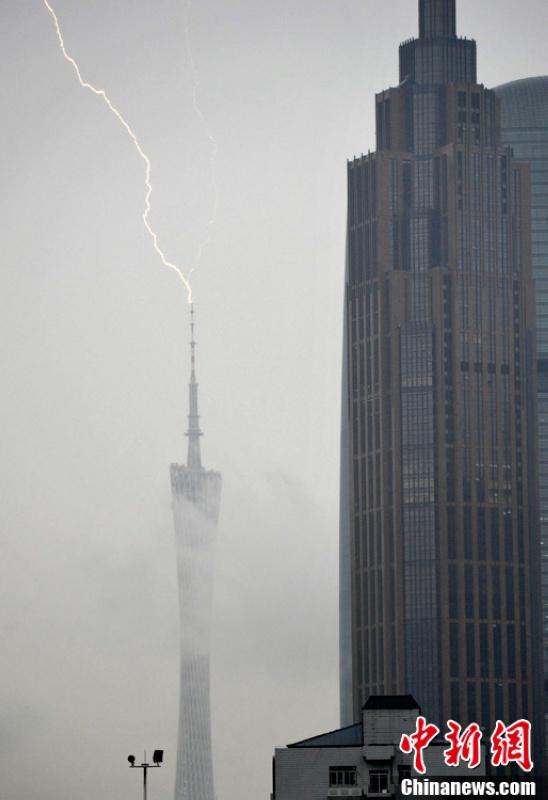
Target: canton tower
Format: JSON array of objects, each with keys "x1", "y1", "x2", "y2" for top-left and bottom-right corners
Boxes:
[{"x1": 171, "y1": 307, "x2": 221, "y2": 800}]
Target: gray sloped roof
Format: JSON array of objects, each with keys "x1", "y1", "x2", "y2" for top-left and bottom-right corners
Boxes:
[{"x1": 288, "y1": 722, "x2": 363, "y2": 748}]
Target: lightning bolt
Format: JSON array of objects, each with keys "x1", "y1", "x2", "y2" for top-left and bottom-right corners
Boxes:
[
  {"x1": 184, "y1": 0, "x2": 219, "y2": 281},
  {"x1": 41, "y1": 0, "x2": 193, "y2": 304}
]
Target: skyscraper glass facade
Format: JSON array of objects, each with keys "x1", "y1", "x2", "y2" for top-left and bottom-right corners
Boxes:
[
  {"x1": 495, "y1": 77, "x2": 548, "y2": 761},
  {"x1": 495, "y1": 76, "x2": 548, "y2": 675}
]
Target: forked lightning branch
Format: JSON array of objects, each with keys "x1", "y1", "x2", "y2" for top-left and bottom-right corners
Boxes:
[{"x1": 41, "y1": 0, "x2": 195, "y2": 302}]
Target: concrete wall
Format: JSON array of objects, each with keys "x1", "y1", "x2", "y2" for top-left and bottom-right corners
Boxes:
[{"x1": 273, "y1": 744, "x2": 486, "y2": 799}]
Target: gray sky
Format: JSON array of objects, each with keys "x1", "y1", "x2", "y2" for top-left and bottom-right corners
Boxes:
[{"x1": 1, "y1": 1, "x2": 547, "y2": 798}]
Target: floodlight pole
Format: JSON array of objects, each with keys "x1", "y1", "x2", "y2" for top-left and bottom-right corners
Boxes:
[{"x1": 128, "y1": 751, "x2": 162, "y2": 800}]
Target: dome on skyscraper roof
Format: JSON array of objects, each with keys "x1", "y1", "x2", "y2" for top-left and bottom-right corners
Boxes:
[{"x1": 495, "y1": 76, "x2": 548, "y2": 127}]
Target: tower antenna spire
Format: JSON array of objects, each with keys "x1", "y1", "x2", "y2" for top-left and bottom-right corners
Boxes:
[{"x1": 186, "y1": 303, "x2": 203, "y2": 469}]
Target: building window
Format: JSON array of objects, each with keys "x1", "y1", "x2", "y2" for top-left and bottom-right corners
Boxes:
[
  {"x1": 451, "y1": 681, "x2": 461, "y2": 721},
  {"x1": 399, "y1": 765, "x2": 411, "y2": 784},
  {"x1": 369, "y1": 770, "x2": 389, "y2": 793},
  {"x1": 449, "y1": 565, "x2": 459, "y2": 619},
  {"x1": 329, "y1": 766, "x2": 358, "y2": 787}
]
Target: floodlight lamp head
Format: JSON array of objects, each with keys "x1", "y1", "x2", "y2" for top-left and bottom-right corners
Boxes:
[
  {"x1": 128, "y1": 755, "x2": 136, "y2": 766},
  {"x1": 153, "y1": 750, "x2": 164, "y2": 765}
]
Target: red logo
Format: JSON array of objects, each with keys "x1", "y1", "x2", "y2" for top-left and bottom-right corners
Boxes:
[
  {"x1": 399, "y1": 717, "x2": 533, "y2": 774},
  {"x1": 490, "y1": 719, "x2": 533, "y2": 772},
  {"x1": 444, "y1": 720, "x2": 483, "y2": 769},
  {"x1": 399, "y1": 716, "x2": 441, "y2": 775}
]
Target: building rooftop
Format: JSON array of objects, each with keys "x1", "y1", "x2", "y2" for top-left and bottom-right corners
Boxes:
[
  {"x1": 363, "y1": 694, "x2": 419, "y2": 711},
  {"x1": 288, "y1": 722, "x2": 363, "y2": 749},
  {"x1": 286, "y1": 696, "x2": 421, "y2": 749}
]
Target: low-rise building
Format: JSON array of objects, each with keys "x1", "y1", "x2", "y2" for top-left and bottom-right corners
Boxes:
[{"x1": 272, "y1": 696, "x2": 485, "y2": 799}]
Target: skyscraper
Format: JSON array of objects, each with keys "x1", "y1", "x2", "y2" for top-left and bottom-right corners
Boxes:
[
  {"x1": 171, "y1": 307, "x2": 221, "y2": 800},
  {"x1": 495, "y1": 74, "x2": 548, "y2": 759},
  {"x1": 340, "y1": 0, "x2": 543, "y2": 758}
]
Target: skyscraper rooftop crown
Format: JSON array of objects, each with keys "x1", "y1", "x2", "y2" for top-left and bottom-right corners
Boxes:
[
  {"x1": 419, "y1": 0, "x2": 457, "y2": 39},
  {"x1": 400, "y1": 0, "x2": 475, "y2": 86}
]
